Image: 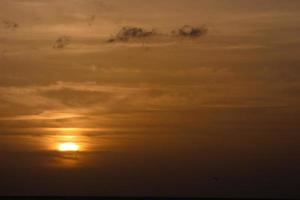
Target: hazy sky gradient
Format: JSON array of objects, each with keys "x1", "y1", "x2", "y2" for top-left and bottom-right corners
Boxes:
[{"x1": 1, "y1": 0, "x2": 300, "y2": 198}]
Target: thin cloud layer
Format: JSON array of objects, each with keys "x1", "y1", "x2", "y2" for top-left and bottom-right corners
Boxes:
[{"x1": 1, "y1": 0, "x2": 300, "y2": 197}]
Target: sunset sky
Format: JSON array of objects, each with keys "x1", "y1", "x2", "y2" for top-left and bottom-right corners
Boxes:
[{"x1": 0, "y1": 0, "x2": 300, "y2": 198}]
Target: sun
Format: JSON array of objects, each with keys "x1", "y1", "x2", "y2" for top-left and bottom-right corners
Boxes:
[{"x1": 58, "y1": 142, "x2": 79, "y2": 152}]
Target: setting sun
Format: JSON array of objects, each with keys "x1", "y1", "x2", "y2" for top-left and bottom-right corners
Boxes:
[{"x1": 58, "y1": 142, "x2": 80, "y2": 152}]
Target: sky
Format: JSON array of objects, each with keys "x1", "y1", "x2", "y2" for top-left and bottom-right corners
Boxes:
[{"x1": 0, "y1": 0, "x2": 300, "y2": 198}]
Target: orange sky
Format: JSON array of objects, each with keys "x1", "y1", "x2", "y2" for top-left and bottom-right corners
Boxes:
[{"x1": 0, "y1": 0, "x2": 300, "y2": 197}]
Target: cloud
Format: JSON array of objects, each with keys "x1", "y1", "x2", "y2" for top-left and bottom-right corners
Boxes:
[
  {"x1": 106, "y1": 25, "x2": 208, "y2": 44},
  {"x1": 53, "y1": 36, "x2": 72, "y2": 49},
  {"x1": 172, "y1": 25, "x2": 208, "y2": 38},
  {"x1": 41, "y1": 89, "x2": 113, "y2": 107},
  {"x1": 1, "y1": 20, "x2": 19, "y2": 30},
  {"x1": 0, "y1": 110, "x2": 84, "y2": 121},
  {"x1": 107, "y1": 26, "x2": 157, "y2": 43}
]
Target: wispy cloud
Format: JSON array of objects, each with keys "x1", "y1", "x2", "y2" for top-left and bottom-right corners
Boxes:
[
  {"x1": 172, "y1": 25, "x2": 208, "y2": 38},
  {"x1": 1, "y1": 19, "x2": 19, "y2": 30},
  {"x1": 0, "y1": 110, "x2": 84, "y2": 121},
  {"x1": 53, "y1": 36, "x2": 72, "y2": 49}
]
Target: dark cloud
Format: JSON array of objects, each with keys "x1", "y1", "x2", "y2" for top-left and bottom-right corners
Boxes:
[
  {"x1": 172, "y1": 25, "x2": 208, "y2": 38},
  {"x1": 106, "y1": 25, "x2": 208, "y2": 44},
  {"x1": 107, "y1": 26, "x2": 157, "y2": 43},
  {"x1": 1, "y1": 20, "x2": 19, "y2": 30},
  {"x1": 53, "y1": 36, "x2": 72, "y2": 49}
]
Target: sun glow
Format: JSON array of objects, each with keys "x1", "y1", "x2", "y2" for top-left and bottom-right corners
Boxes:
[{"x1": 58, "y1": 142, "x2": 79, "y2": 152}]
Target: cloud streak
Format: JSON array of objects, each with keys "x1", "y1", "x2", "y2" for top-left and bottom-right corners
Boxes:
[
  {"x1": 107, "y1": 26, "x2": 157, "y2": 43},
  {"x1": 106, "y1": 25, "x2": 208, "y2": 44}
]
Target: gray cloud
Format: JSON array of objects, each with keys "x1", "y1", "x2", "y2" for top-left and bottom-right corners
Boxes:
[
  {"x1": 172, "y1": 25, "x2": 208, "y2": 38},
  {"x1": 107, "y1": 26, "x2": 157, "y2": 43},
  {"x1": 106, "y1": 25, "x2": 208, "y2": 43}
]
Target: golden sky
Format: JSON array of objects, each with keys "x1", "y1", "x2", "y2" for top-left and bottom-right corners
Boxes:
[{"x1": 0, "y1": 0, "x2": 300, "y2": 197}]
